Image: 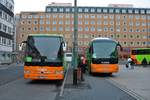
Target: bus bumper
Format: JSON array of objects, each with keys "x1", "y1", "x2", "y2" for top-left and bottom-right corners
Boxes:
[
  {"x1": 24, "y1": 66, "x2": 64, "y2": 80},
  {"x1": 91, "y1": 64, "x2": 119, "y2": 73}
]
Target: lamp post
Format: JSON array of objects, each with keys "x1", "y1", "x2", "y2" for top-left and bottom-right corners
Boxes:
[{"x1": 73, "y1": 0, "x2": 78, "y2": 85}]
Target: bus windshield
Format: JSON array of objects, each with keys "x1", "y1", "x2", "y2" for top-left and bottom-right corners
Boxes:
[
  {"x1": 25, "y1": 36, "x2": 62, "y2": 62},
  {"x1": 92, "y1": 41, "x2": 117, "y2": 58}
]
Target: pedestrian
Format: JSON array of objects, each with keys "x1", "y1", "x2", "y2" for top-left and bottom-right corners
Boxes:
[{"x1": 126, "y1": 57, "x2": 134, "y2": 69}]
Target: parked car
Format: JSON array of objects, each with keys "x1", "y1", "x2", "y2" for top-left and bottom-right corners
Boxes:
[{"x1": 64, "y1": 53, "x2": 72, "y2": 62}]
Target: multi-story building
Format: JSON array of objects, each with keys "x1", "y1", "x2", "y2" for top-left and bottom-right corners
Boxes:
[
  {"x1": 16, "y1": 3, "x2": 150, "y2": 58},
  {"x1": 0, "y1": 0, "x2": 15, "y2": 64}
]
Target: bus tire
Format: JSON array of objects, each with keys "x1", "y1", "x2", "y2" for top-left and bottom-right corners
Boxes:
[{"x1": 142, "y1": 58, "x2": 147, "y2": 65}]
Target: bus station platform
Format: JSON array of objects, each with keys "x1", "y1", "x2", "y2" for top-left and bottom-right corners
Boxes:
[{"x1": 57, "y1": 64, "x2": 150, "y2": 100}]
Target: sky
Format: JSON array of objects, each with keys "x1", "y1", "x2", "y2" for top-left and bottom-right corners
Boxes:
[{"x1": 14, "y1": 0, "x2": 150, "y2": 14}]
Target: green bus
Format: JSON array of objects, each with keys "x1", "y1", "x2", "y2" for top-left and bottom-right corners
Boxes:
[{"x1": 131, "y1": 48, "x2": 150, "y2": 65}]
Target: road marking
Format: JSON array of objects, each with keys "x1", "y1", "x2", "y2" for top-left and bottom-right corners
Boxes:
[
  {"x1": 107, "y1": 78, "x2": 146, "y2": 100},
  {"x1": 59, "y1": 63, "x2": 70, "y2": 97}
]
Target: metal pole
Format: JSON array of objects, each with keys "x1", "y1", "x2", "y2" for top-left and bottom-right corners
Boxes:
[{"x1": 73, "y1": 0, "x2": 78, "y2": 85}]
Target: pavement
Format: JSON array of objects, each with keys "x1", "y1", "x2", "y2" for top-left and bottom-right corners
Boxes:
[
  {"x1": 58, "y1": 64, "x2": 150, "y2": 100},
  {"x1": 109, "y1": 65, "x2": 150, "y2": 100}
]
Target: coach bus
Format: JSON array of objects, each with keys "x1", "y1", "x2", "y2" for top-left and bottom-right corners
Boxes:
[
  {"x1": 22, "y1": 34, "x2": 66, "y2": 80},
  {"x1": 86, "y1": 37, "x2": 122, "y2": 75},
  {"x1": 130, "y1": 48, "x2": 150, "y2": 65}
]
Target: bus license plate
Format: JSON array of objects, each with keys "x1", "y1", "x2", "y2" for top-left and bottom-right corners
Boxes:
[{"x1": 39, "y1": 76, "x2": 46, "y2": 79}]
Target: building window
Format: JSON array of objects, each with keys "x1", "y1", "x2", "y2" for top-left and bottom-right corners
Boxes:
[
  {"x1": 110, "y1": 28, "x2": 114, "y2": 32},
  {"x1": 97, "y1": 8, "x2": 102, "y2": 13},
  {"x1": 84, "y1": 15, "x2": 89, "y2": 18},
  {"x1": 140, "y1": 10, "x2": 145, "y2": 14},
  {"x1": 136, "y1": 29, "x2": 140, "y2": 32},
  {"x1": 84, "y1": 8, "x2": 89, "y2": 12},
  {"x1": 128, "y1": 9, "x2": 133, "y2": 13},
  {"x1": 46, "y1": 20, "x2": 50, "y2": 24},
  {"x1": 3, "y1": 24, "x2": 7, "y2": 32},
  {"x1": 136, "y1": 22, "x2": 140, "y2": 26},
  {"x1": 97, "y1": 27, "x2": 102, "y2": 31},
  {"x1": 65, "y1": 20, "x2": 70, "y2": 25},
  {"x1": 109, "y1": 15, "x2": 114, "y2": 19},
  {"x1": 85, "y1": 20, "x2": 89, "y2": 25},
  {"x1": 65, "y1": 27, "x2": 70, "y2": 31},
  {"x1": 59, "y1": 21, "x2": 63, "y2": 24},
  {"x1": 103, "y1": 9, "x2": 108, "y2": 13},
  {"x1": 141, "y1": 15, "x2": 146, "y2": 20},
  {"x1": 116, "y1": 27, "x2": 120, "y2": 32},
  {"x1": 115, "y1": 9, "x2": 120, "y2": 13},
  {"x1": 135, "y1": 9, "x2": 139, "y2": 14},
  {"x1": 40, "y1": 20, "x2": 44, "y2": 24},
  {"x1": 46, "y1": 14, "x2": 50, "y2": 18},
  {"x1": 146, "y1": 10, "x2": 150, "y2": 14},
  {"x1": 65, "y1": 8, "x2": 70, "y2": 12},
  {"x1": 85, "y1": 27, "x2": 89, "y2": 31},
  {"x1": 142, "y1": 22, "x2": 146, "y2": 26},
  {"x1": 53, "y1": 8, "x2": 57, "y2": 12},
  {"x1": 110, "y1": 21, "x2": 114, "y2": 25},
  {"x1": 52, "y1": 27, "x2": 56, "y2": 31},
  {"x1": 40, "y1": 15, "x2": 45, "y2": 19},
  {"x1": 109, "y1": 9, "x2": 114, "y2": 13},
  {"x1": 91, "y1": 8, "x2": 95, "y2": 12},
  {"x1": 78, "y1": 14, "x2": 82, "y2": 18},
  {"x1": 66, "y1": 14, "x2": 70, "y2": 18},
  {"x1": 91, "y1": 15, "x2": 95, "y2": 19},
  {"x1": 78, "y1": 8, "x2": 83, "y2": 12},
  {"x1": 122, "y1": 9, "x2": 127, "y2": 13},
  {"x1": 59, "y1": 27, "x2": 63, "y2": 31},
  {"x1": 78, "y1": 21, "x2": 82, "y2": 25},
  {"x1": 91, "y1": 27, "x2": 95, "y2": 31},
  {"x1": 103, "y1": 15, "x2": 108, "y2": 19},
  {"x1": 59, "y1": 8, "x2": 64, "y2": 12},
  {"x1": 129, "y1": 15, "x2": 133, "y2": 19},
  {"x1": 52, "y1": 15, "x2": 57, "y2": 18},
  {"x1": 104, "y1": 27, "x2": 108, "y2": 32},
  {"x1": 33, "y1": 27, "x2": 38, "y2": 31},
  {"x1": 135, "y1": 15, "x2": 140, "y2": 19},
  {"x1": 59, "y1": 15, "x2": 63, "y2": 18},
  {"x1": 91, "y1": 20, "x2": 95, "y2": 24},
  {"x1": 53, "y1": 21, "x2": 57, "y2": 24},
  {"x1": 34, "y1": 20, "x2": 38, "y2": 24},
  {"x1": 79, "y1": 27, "x2": 83, "y2": 31},
  {"x1": 97, "y1": 20, "x2": 101, "y2": 25},
  {"x1": 103, "y1": 21, "x2": 108, "y2": 25},
  {"x1": 46, "y1": 27, "x2": 50, "y2": 31},
  {"x1": 40, "y1": 26, "x2": 44, "y2": 31},
  {"x1": 129, "y1": 22, "x2": 133, "y2": 26},
  {"x1": 97, "y1": 15, "x2": 102, "y2": 18}
]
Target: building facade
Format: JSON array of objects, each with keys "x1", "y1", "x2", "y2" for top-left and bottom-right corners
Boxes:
[
  {"x1": 16, "y1": 3, "x2": 150, "y2": 58},
  {"x1": 0, "y1": 0, "x2": 15, "y2": 64}
]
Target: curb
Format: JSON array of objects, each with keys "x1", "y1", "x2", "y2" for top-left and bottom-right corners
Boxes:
[{"x1": 106, "y1": 78, "x2": 147, "y2": 100}]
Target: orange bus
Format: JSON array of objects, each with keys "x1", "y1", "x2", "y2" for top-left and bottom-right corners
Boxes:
[
  {"x1": 86, "y1": 37, "x2": 122, "y2": 75},
  {"x1": 22, "y1": 34, "x2": 66, "y2": 80}
]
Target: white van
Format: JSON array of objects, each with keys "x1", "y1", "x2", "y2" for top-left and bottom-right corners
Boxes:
[{"x1": 64, "y1": 53, "x2": 72, "y2": 62}]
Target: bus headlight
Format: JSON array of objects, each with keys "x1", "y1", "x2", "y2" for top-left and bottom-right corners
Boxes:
[
  {"x1": 24, "y1": 70, "x2": 30, "y2": 74},
  {"x1": 55, "y1": 71, "x2": 64, "y2": 74}
]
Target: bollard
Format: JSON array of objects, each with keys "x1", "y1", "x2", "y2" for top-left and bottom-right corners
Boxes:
[{"x1": 73, "y1": 69, "x2": 78, "y2": 85}]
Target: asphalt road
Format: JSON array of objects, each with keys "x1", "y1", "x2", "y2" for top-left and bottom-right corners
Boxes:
[{"x1": 0, "y1": 64, "x2": 137, "y2": 100}]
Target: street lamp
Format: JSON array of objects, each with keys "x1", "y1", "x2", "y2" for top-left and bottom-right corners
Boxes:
[{"x1": 73, "y1": 0, "x2": 78, "y2": 85}]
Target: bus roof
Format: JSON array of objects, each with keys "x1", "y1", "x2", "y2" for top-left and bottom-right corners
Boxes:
[
  {"x1": 91, "y1": 37, "x2": 117, "y2": 42},
  {"x1": 132, "y1": 48, "x2": 150, "y2": 50},
  {"x1": 28, "y1": 34, "x2": 63, "y2": 37}
]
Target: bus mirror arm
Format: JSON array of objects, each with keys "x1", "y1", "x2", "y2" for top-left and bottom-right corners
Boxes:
[{"x1": 117, "y1": 43, "x2": 123, "y2": 51}]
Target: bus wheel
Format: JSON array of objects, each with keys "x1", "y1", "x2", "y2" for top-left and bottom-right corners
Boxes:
[{"x1": 142, "y1": 58, "x2": 147, "y2": 65}]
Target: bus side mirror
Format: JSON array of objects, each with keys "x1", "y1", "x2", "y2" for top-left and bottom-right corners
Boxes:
[
  {"x1": 62, "y1": 42, "x2": 67, "y2": 51},
  {"x1": 19, "y1": 41, "x2": 27, "y2": 51},
  {"x1": 117, "y1": 43, "x2": 123, "y2": 51}
]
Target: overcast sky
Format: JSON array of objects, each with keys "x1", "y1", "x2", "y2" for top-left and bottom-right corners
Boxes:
[{"x1": 14, "y1": 0, "x2": 150, "y2": 14}]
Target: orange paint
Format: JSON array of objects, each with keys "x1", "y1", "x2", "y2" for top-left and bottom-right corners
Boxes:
[
  {"x1": 24, "y1": 66, "x2": 64, "y2": 80},
  {"x1": 91, "y1": 63, "x2": 119, "y2": 73}
]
